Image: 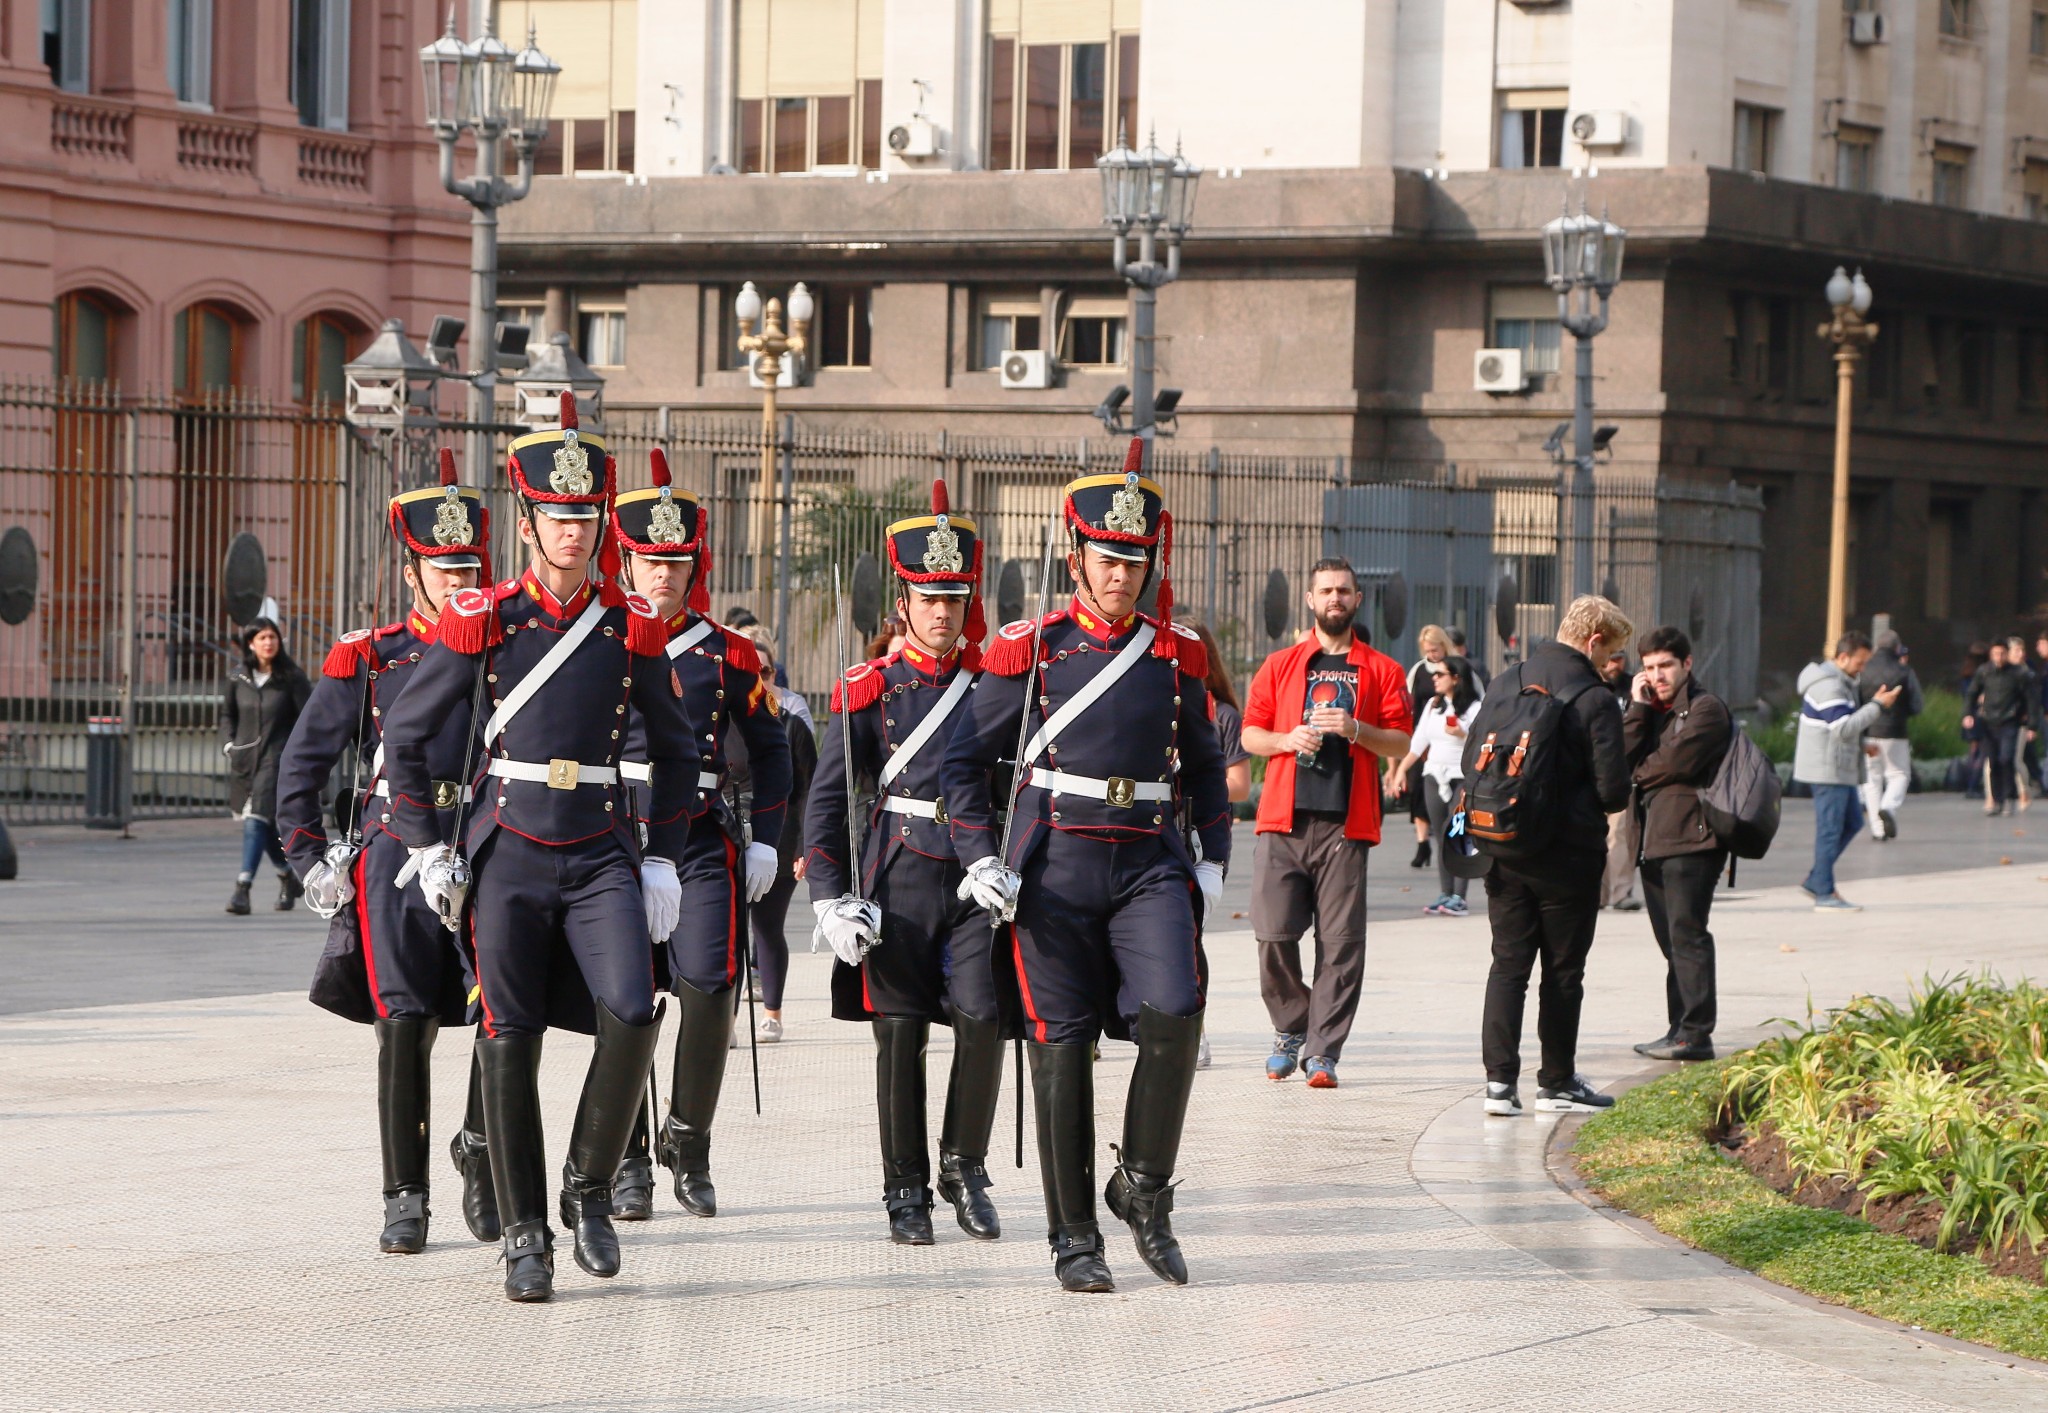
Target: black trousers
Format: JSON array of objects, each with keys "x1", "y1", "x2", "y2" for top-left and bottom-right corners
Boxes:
[
  {"x1": 1989, "y1": 723, "x2": 2023, "y2": 806},
  {"x1": 1480, "y1": 849, "x2": 1602, "y2": 1090},
  {"x1": 1639, "y1": 849, "x2": 1724, "y2": 1044}
]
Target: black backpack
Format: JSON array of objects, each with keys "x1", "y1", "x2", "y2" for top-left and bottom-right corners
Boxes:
[
  {"x1": 1698, "y1": 718, "x2": 1781, "y2": 860},
  {"x1": 1456, "y1": 664, "x2": 1596, "y2": 861}
]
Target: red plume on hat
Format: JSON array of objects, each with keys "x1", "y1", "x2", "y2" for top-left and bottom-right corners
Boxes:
[
  {"x1": 439, "y1": 447, "x2": 458, "y2": 486},
  {"x1": 558, "y1": 389, "x2": 579, "y2": 430},
  {"x1": 1116, "y1": 436, "x2": 1178, "y2": 659}
]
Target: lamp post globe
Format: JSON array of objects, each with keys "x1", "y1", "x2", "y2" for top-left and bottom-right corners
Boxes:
[
  {"x1": 418, "y1": 15, "x2": 466, "y2": 135},
  {"x1": 1826, "y1": 266, "x2": 1855, "y2": 310},
  {"x1": 787, "y1": 281, "x2": 815, "y2": 328},
  {"x1": 462, "y1": 19, "x2": 517, "y2": 132},
  {"x1": 508, "y1": 24, "x2": 561, "y2": 151},
  {"x1": 1851, "y1": 268, "x2": 1873, "y2": 315}
]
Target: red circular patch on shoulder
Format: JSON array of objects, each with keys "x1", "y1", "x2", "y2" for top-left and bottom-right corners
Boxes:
[
  {"x1": 1171, "y1": 622, "x2": 1201, "y2": 641},
  {"x1": 449, "y1": 589, "x2": 490, "y2": 617},
  {"x1": 845, "y1": 662, "x2": 877, "y2": 682},
  {"x1": 625, "y1": 592, "x2": 656, "y2": 618},
  {"x1": 999, "y1": 619, "x2": 1035, "y2": 640},
  {"x1": 341, "y1": 627, "x2": 372, "y2": 643}
]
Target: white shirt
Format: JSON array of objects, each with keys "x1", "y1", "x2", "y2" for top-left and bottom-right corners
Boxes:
[{"x1": 1413, "y1": 692, "x2": 1483, "y2": 794}]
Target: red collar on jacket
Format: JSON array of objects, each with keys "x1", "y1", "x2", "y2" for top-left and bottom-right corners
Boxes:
[
  {"x1": 520, "y1": 571, "x2": 594, "y2": 620},
  {"x1": 407, "y1": 608, "x2": 436, "y2": 641},
  {"x1": 900, "y1": 639, "x2": 960, "y2": 676},
  {"x1": 1070, "y1": 597, "x2": 1138, "y2": 644}
]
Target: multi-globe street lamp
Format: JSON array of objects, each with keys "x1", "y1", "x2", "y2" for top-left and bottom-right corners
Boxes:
[
  {"x1": 1095, "y1": 127, "x2": 1200, "y2": 467},
  {"x1": 1542, "y1": 199, "x2": 1627, "y2": 599},
  {"x1": 734, "y1": 281, "x2": 814, "y2": 595}
]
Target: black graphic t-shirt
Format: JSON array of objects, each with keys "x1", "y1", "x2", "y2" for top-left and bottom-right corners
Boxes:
[{"x1": 1295, "y1": 652, "x2": 1359, "y2": 817}]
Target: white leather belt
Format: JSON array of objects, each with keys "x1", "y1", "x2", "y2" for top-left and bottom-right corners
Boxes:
[
  {"x1": 372, "y1": 780, "x2": 473, "y2": 806},
  {"x1": 881, "y1": 795, "x2": 947, "y2": 821},
  {"x1": 617, "y1": 762, "x2": 720, "y2": 791},
  {"x1": 1028, "y1": 767, "x2": 1171, "y2": 807},
  {"x1": 489, "y1": 758, "x2": 619, "y2": 790}
]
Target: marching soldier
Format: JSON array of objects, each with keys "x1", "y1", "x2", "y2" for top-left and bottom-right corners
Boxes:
[
  {"x1": 379, "y1": 394, "x2": 698, "y2": 1303},
  {"x1": 609, "y1": 450, "x2": 791, "y2": 1221},
  {"x1": 806, "y1": 481, "x2": 1012, "y2": 1246},
  {"x1": 940, "y1": 441, "x2": 1230, "y2": 1293},
  {"x1": 275, "y1": 449, "x2": 497, "y2": 1255}
]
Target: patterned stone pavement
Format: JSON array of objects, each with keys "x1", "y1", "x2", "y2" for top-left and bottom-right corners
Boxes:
[{"x1": 8, "y1": 813, "x2": 2048, "y2": 1411}]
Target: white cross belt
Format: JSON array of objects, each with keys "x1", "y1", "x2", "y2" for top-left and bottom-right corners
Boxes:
[
  {"x1": 881, "y1": 796, "x2": 946, "y2": 819},
  {"x1": 616, "y1": 762, "x2": 720, "y2": 791},
  {"x1": 488, "y1": 758, "x2": 620, "y2": 789},
  {"x1": 1027, "y1": 767, "x2": 1172, "y2": 805}
]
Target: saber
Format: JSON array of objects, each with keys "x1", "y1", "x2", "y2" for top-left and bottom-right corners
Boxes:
[
  {"x1": 739, "y1": 797, "x2": 762, "y2": 1116},
  {"x1": 834, "y1": 566, "x2": 863, "y2": 904}
]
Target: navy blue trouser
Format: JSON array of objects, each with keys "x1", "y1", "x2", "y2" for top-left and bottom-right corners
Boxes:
[
  {"x1": 666, "y1": 811, "x2": 743, "y2": 994},
  {"x1": 1010, "y1": 830, "x2": 1201, "y2": 1046},
  {"x1": 861, "y1": 850, "x2": 1001, "y2": 1023},
  {"x1": 355, "y1": 828, "x2": 465, "y2": 1020},
  {"x1": 470, "y1": 827, "x2": 656, "y2": 1037}
]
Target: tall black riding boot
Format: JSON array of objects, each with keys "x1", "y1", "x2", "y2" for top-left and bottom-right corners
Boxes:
[
  {"x1": 477, "y1": 1031, "x2": 553, "y2": 1303},
  {"x1": 1029, "y1": 1040, "x2": 1113, "y2": 1293},
  {"x1": 937, "y1": 1007, "x2": 1005, "y2": 1241},
  {"x1": 873, "y1": 1016, "x2": 934, "y2": 1245},
  {"x1": 374, "y1": 1016, "x2": 439, "y2": 1254},
  {"x1": 560, "y1": 1000, "x2": 665, "y2": 1278},
  {"x1": 656, "y1": 979, "x2": 731, "y2": 1217},
  {"x1": 1105, "y1": 1004, "x2": 1203, "y2": 1286},
  {"x1": 614, "y1": 1096, "x2": 656, "y2": 1222},
  {"x1": 448, "y1": 1045, "x2": 500, "y2": 1241}
]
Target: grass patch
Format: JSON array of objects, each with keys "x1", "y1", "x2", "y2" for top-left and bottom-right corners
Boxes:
[{"x1": 1575, "y1": 1062, "x2": 2048, "y2": 1361}]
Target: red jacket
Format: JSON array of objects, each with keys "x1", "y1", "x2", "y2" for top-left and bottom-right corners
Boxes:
[{"x1": 1244, "y1": 636, "x2": 1413, "y2": 842}]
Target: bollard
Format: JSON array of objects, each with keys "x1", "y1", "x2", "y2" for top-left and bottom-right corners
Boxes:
[{"x1": 84, "y1": 715, "x2": 130, "y2": 831}]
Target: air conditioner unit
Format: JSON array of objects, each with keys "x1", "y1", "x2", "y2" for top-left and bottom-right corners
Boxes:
[
  {"x1": 747, "y1": 351, "x2": 802, "y2": 389},
  {"x1": 1849, "y1": 11, "x2": 1887, "y2": 45},
  {"x1": 1569, "y1": 110, "x2": 1629, "y2": 148},
  {"x1": 999, "y1": 349, "x2": 1053, "y2": 389},
  {"x1": 1474, "y1": 347, "x2": 1526, "y2": 393},
  {"x1": 886, "y1": 117, "x2": 940, "y2": 158}
]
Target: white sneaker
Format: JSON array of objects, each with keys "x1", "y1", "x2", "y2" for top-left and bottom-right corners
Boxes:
[
  {"x1": 757, "y1": 1015, "x2": 783, "y2": 1044},
  {"x1": 1483, "y1": 1082, "x2": 1523, "y2": 1116}
]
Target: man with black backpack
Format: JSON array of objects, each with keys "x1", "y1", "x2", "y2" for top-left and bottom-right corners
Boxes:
[
  {"x1": 1459, "y1": 595, "x2": 1633, "y2": 1116},
  {"x1": 1622, "y1": 627, "x2": 1731, "y2": 1063}
]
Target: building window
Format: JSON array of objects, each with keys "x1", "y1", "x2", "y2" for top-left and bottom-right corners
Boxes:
[
  {"x1": 168, "y1": 0, "x2": 212, "y2": 107},
  {"x1": 987, "y1": 33, "x2": 1138, "y2": 171},
  {"x1": 1835, "y1": 124, "x2": 1877, "y2": 192},
  {"x1": 291, "y1": 0, "x2": 350, "y2": 131},
  {"x1": 1488, "y1": 287, "x2": 1562, "y2": 377},
  {"x1": 2032, "y1": 8, "x2": 2048, "y2": 55},
  {"x1": 53, "y1": 291, "x2": 119, "y2": 382},
  {"x1": 533, "y1": 114, "x2": 638, "y2": 176},
  {"x1": 734, "y1": 0, "x2": 884, "y2": 172},
  {"x1": 291, "y1": 313, "x2": 363, "y2": 406},
  {"x1": 1932, "y1": 142, "x2": 1972, "y2": 208},
  {"x1": 577, "y1": 304, "x2": 628, "y2": 368},
  {"x1": 1059, "y1": 294, "x2": 1126, "y2": 368},
  {"x1": 2019, "y1": 329, "x2": 2048, "y2": 410},
  {"x1": 976, "y1": 291, "x2": 1042, "y2": 370},
  {"x1": 2024, "y1": 161, "x2": 2048, "y2": 221},
  {"x1": 735, "y1": 91, "x2": 884, "y2": 173},
  {"x1": 1940, "y1": 0, "x2": 1978, "y2": 37},
  {"x1": 44, "y1": 0, "x2": 90, "y2": 92},
  {"x1": 1733, "y1": 103, "x2": 1777, "y2": 176},
  {"x1": 814, "y1": 287, "x2": 873, "y2": 369},
  {"x1": 1497, "y1": 91, "x2": 1566, "y2": 170},
  {"x1": 174, "y1": 303, "x2": 244, "y2": 397}
]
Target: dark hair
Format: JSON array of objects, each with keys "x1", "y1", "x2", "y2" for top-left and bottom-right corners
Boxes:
[
  {"x1": 1308, "y1": 556, "x2": 1357, "y2": 589},
  {"x1": 1429, "y1": 654, "x2": 1480, "y2": 714},
  {"x1": 238, "y1": 617, "x2": 300, "y2": 677},
  {"x1": 1448, "y1": 627, "x2": 1468, "y2": 649},
  {"x1": 1185, "y1": 620, "x2": 1239, "y2": 711},
  {"x1": 1640, "y1": 626, "x2": 1692, "y2": 661},
  {"x1": 1834, "y1": 630, "x2": 1872, "y2": 657},
  {"x1": 726, "y1": 606, "x2": 760, "y2": 628}
]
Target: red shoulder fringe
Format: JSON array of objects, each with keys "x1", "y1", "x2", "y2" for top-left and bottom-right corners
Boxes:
[
  {"x1": 322, "y1": 629, "x2": 376, "y2": 679},
  {"x1": 830, "y1": 659, "x2": 889, "y2": 713},
  {"x1": 623, "y1": 593, "x2": 669, "y2": 657},
  {"x1": 435, "y1": 590, "x2": 502, "y2": 654},
  {"x1": 715, "y1": 624, "x2": 762, "y2": 674},
  {"x1": 980, "y1": 613, "x2": 1061, "y2": 677},
  {"x1": 1162, "y1": 620, "x2": 1208, "y2": 681}
]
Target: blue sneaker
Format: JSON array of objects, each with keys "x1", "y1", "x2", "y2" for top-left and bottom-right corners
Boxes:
[
  {"x1": 1266, "y1": 1032, "x2": 1305, "y2": 1081},
  {"x1": 1441, "y1": 895, "x2": 1470, "y2": 917},
  {"x1": 1303, "y1": 1056, "x2": 1338, "y2": 1089},
  {"x1": 1423, "y1": 896, "x2": 1448, "y2": 916},
  {"x1": 1813, "y1": 893, "x2": 1862, "y2": 912}
]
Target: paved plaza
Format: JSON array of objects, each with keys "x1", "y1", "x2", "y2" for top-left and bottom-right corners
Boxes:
[{"x1": 8, "y1": 800, "x2": 2048, "y2": 1410}]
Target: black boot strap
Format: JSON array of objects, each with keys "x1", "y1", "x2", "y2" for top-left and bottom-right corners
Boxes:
[
  {"x1": 500, "y1": 1220, "x2": 552, "y2": 1262},
  {"x1": 1050, "y1": 1227, "x2": 1103, "y2": 1260},
  {"x1": 885, "y1": 1183, "x2": 933, "y2": 1214},
  {"x1": 616, "y1": 1156, "x2": 654, "y2": 1186},
  {"x1": 384, "y1": 1190, "x2": 428, "y2": 1223},
  {"x1": 941, "y1": 1155, "x2": 993, "y2": 1192}
]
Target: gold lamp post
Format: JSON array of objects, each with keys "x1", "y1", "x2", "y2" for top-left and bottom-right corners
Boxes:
[
  {"x1": 735, "y1": 280, "x2": 812, "y2": 594},
  {"x1": 1817, "y1": 266, "x2": 1877, "y2": 658}
]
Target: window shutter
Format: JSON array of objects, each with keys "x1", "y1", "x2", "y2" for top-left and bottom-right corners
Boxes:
[
  {"x1": 1489, "y1": 287, "x2": 1558, "y2": 323},
  {"x1": 767, "y1": 0, "x2": 858, "y2": 97}
]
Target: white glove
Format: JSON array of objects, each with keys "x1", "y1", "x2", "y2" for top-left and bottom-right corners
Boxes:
[
  {"x1": 1194, "y1": 860, "x2": 1225, "y2": 917},
  {"x1": 957, "y1": 856, "x2": 1022, "y2": 921},
  {"x1": 811, "y1": 895, "x2": 882, "y2": 966},
  {"x1": 407, "y1": 843, "x2": 470, "y2": 933},
  {"x1": 642, "y1": 856, "x2": 682, "y2": 942},
  {"x1": 301, "y1": 842, "x2": 358, "y2": 920},
  {"x1": 743, "y1": 841, "x2": 779, "y2": 904}
]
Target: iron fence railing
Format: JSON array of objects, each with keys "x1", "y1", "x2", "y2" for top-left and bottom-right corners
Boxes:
[{"x1": 0, "y1": 379, "x2": 1761, "y2": 823}]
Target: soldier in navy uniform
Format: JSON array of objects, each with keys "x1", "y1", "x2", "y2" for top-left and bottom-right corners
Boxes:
[
  {"x1": 378, "y1": 394, "x2": 698, "y2": 1303},
  {"x1": 806, "y1": 481, "x2": 1012, "y2": 1246},
  {"x1": 940, "y1": 441, "x2": 1230, "y2": 1294},
  {"x1": 609, "y1": 449, "x2": 791, "y2": 1221},
  {"x1": 275, "y1": 449, "x2": 497, "y2": 1256}
]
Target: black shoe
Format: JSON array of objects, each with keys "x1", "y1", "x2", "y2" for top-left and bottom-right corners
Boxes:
[
  {"x1": 1053, "y1": 1232, "x2": 1115, "y2": 1292},
  {"x1": 561, "y1": 999, "x2": 664, "y2": 1278},
  {"x1": 938, "y1": 1153, "x2": 1001, "y2": 1241},
  {"x1": 1030, "y1": 1040, "x2": 1110, "y2": 1293},
  {"x1": 614, "y1": 1156, "x2": 655, "y2": 1222},
  {"x1": 1410, "y1": 839, "x2": 1431, "y2": 869},
  {"x1": 658, "y1": 980, "x2": 731, "y2": 1218},
  {"x1": 450, "y1": 1049, "x2": 499, "y2": 1241},
  {"x1": 275, "y1": 871, "x2": 302, "y2": 911},
  {"x1": 886, "y1": 1184, "x2": 936, "y2": 1245},
  {"x1": 1106, "y1": 1006, "x2": 1202, "y2": 1285},
  {"x1": 227, "y1": 881, "x2": 251, "y2": 916},
  {"x1": 500, "y1": 1219, "x2": 555, "y2": 1303},
  {"x1": 379, "y1": 1189, "x2": 429, "y2": 1254},
  {"x1": 1631, "y1": 1031, "x2": 1675, "y2": 1057},
  {"x1": 1880, "y1": 808, "x2": 1897, "y2": 839},
  {"x1": 1533, "y1": 1074, "x2": 1614, "y2": 1112},
  {"x1": 1105, "y1": 1164, "x2": 1185, "y2": 1285},
  {"x1": 559, "y1": 1165, "x2": 622, "y2": 1277},
  {"x1": 874, "y1": 1015, "x2": 933, "y2": 1244},
  {"x1": 1641, "y1": 1036, "x2": 1715, "y2": 1062}
]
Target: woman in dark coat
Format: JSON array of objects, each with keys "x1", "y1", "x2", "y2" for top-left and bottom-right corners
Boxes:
[{"x1": 218, "y1": 617, "x2": 312, "y2": 915}]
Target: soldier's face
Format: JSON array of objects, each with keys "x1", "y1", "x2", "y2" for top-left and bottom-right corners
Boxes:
[
  {"x1": 521, "y1": 511, "x2": 595, "y2": 569},
  {"x1": 630, "y1": 556, "x2": 694, "y2": 620},
  {"x1": 899, "y1": 588, "x2": 966, "y2": 655},
  {"x1": 1071, "y1": 544, "x2": 1144, "y2": 619},
  {"x1": 406, "y1": 559, "x2": 477, "y2": 614}
]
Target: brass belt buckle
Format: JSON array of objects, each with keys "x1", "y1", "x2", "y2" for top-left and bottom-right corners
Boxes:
[
  {"x1": 1105, "y1": 776, "x2": 1137, "y2": 809},
  {"x1": 432, "y1": 780, "x2": 459, "y2": 810},
  {"x1": 933, "y1": 797, "x2": 948, "y2": 824},
  {"x1": 546, "y1": 758, "x2": 580, "y2": 790}
]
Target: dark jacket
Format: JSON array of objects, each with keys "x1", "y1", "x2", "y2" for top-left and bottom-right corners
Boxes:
[
  {"x1": 1623, "y1": 677, "x2": 1732, "y2": 860},
  {"x1": 1965, "y1": 662, "x2": 2040, "y2": 732},
  {"x1": 218, "y1": 660, "x2": 312, "y2": 820},
  {"x1": 1859, "y1": 647, "x2": 1923, "y2": 741},
  {"x1": 1463, "y1": 639, "x2": 1629, "y2": 857}
]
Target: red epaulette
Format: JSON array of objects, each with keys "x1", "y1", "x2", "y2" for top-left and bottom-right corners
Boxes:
[
  {"x1": 714, "y1": 624, "x2": 762, "y2": 674},
  {"x1": 1163, "y1": 620, "x2": 1208, "y2": 681},
  {"x1": 830, "y1": 656, "x2": 894, "y2": 713},
  {"x1": 436, "y1": 588, "x2": 503, "y2": 654},
  {"x1": 980, "y1": 613, "x2": 1063, "y2": 677},
  {"x1": 322, "y1": 628, "x2": 377, "y2": 679},
  {"x1": 623, "y1": 593, "x2": 668, "y2": 656}
]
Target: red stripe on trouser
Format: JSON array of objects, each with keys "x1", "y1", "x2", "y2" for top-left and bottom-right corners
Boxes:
[
  {"x1": 354, "y1": 850, "x2": 387, "y2": 1020},
  {"x1": 469, "y1": 897, "x2": 500, "y2": 1037},
  {"x1": 1009, "y1": 924, "x2": 1047, "y2": 1043}
]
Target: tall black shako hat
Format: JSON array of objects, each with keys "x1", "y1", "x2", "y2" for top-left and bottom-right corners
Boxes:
[
  {"x1": 388, "y1": 447, "x2": 491, "y2": 580},
  {"x1": 506, "y1": 390, "x2": 620, "y2": 579},
  {"x1": 887, "y1": 479, "x2": 985, "y2": 659},
  {"x1": 611, "y1": 447, "x2": 711, "y2": 615},
  {"x1": 1062, "y1": 437, "x2": 1177, "y2": 655}
]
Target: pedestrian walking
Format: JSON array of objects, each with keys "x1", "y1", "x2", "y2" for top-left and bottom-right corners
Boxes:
[
  {"x1": 2008, "y1": 636, "x2": 2037, "y2": 811},
  {"x1": 1622, "y1": 627, "x2": 1731, "y2": 1062},
  {"x1": 738, "y1": 625, "x2": 814, "y2": 1045},
  {"x1": 1597, "y1": 649, "x2": 1642, "y2": 911},
  {"x1": 1467, "y1": 594, "x2": 1633, "y2": 1117},
  {"x1": 1858, "y1": 630, "x2": 1922, "y2": 840},
  {"x1": 1240, "y1": 558, "x2": 1412, "y2": 1088},
  {"x1": 1958, "y1": 642, "x2": 1991, "y2": 799},
  {"x1": 1962, "y1": 639, "x2": 2039, "y2": 818},
  {"x1": 1389, "y1": 655, "x2": 1482, "y2": 916},
  {"x1": 1795, "y1": 631, "x2": 1899, "y2": 911},
  {"x1": 1401, "y1": 624, "x2": 1452, "y2": 868},
  {"x1": 218, "y1": 616, "x2": 312, "y2": 915}
]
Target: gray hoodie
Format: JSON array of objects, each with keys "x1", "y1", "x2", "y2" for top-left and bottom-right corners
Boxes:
[{"x1": 1793, "y1": 659, "x2": 1881, "y2": 787}]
